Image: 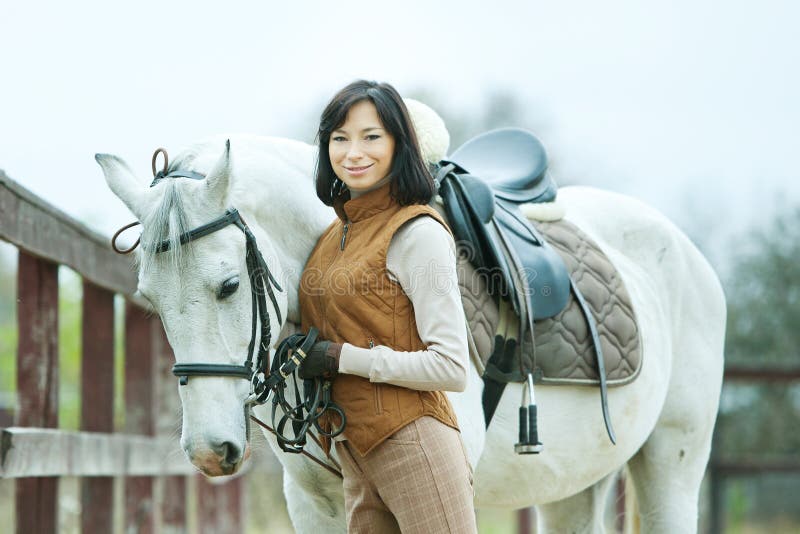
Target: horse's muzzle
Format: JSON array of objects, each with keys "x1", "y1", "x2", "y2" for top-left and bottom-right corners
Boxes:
[{"x1": 187, "y1": 439, "x2": 249, "y2": 476}]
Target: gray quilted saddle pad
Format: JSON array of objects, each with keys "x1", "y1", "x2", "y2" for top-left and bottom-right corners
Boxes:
[{"x1": 455, "y1": 217, "x2": 642, "y2": 387}]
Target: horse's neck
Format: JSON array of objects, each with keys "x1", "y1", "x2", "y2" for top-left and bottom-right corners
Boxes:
[{"x1": 226, "y1": 137, "x2": 336, "y2": 322}]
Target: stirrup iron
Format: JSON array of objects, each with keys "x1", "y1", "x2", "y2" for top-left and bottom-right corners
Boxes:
[{"x1": 514, "y1": 372, "x2": 543, "y2": 454}]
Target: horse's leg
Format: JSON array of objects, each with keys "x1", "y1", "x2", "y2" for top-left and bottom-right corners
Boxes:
[
  {"x1": 536, "y1": 473, "x2": 617, "y2": 534},
  {"x1": 625, "y1": 352, "x2": 721, "y2": 534},
  {"x1": 282, "y1": 471, "x2": 346, "y2": 534},
  {"x1": 626, "y1": 240, "x2": 725, "y2": 534},
  {"x1": 625, "y1": 408, "x2": 714, "y2": 534}
]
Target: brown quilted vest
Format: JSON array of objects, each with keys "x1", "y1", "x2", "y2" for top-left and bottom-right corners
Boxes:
[{"x1": 299, "y1": 181, "x2": 460, "y2": 457}]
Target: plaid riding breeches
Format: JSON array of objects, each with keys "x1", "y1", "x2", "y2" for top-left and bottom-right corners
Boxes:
[{"x1": 334, "y1": 415, "x2": 477, "y2": 533}]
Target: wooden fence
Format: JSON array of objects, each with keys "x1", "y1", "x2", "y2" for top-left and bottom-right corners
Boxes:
[
  {"x1": 0, "y1": 170, "x2": 244, "y2": 533},
  {"x1": 707, "y1": 366, "x2": 800, "y2": 534}
]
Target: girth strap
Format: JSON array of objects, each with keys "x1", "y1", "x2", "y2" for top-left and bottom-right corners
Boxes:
[
  {"x1": 481, "y1": 281, "x2": 616, "y2": 444},
  {"x1": 569, "y1": 277, "x2": 616, "y2": 444}
]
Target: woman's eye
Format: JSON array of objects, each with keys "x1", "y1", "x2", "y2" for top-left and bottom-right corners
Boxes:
[
  {"x1": 218, "y1": 276, "x2": 240, "y2": 299},
  {"x1": 365, "y1": 134, "x2": 380, "y2": 141},
  {"x1": 332, "y1": 136, "x2": 347, "y2": 142}
]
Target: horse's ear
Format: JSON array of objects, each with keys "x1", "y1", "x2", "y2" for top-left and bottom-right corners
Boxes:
[
  {"x1": 95, "y1": 154, "x2": 147, "y2": 220},
  {"x1": 205, "y1": 139, "x2": 232, "y2": 205}
]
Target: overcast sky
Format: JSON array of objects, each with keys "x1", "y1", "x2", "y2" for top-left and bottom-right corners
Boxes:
[{"x1": 1, "y1": 0, "x2": 798, "y2": 270}]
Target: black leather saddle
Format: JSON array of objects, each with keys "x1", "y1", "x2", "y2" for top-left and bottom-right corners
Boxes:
[
  {"x1": 436, "y1": 128, "x2": 570, "y2": 321},
  {"x1": 435, "y1": 128, "x2": 616, "y2": 446},
  {"x1": 447, "y1": 127, "x2": 557, "y2": 203}
]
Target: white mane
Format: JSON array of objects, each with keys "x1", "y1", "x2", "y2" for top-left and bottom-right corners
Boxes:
[{"x1": 138, "y1": 180, "x2": 193, "y2": 276}]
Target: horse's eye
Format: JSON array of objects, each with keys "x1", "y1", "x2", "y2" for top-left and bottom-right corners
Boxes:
[{"x1": 218, "y1": 276, "x2": 240, "y2": 299}]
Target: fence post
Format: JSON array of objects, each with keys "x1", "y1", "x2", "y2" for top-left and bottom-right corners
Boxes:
[
  {"x1": 14, "y1": 252, "x2": 59, "y2": 534},
  {"x1": 517, "y1": 507, "x2": 533, "y2": 534},
  {"x1": 154, "y1": 320, "x2": 188, "y2": 533},
  {"x1": 125, "y1": 301, "x2": 156, "y2": 533},
  {"x1": 80, "y1": 280, "x2": 115, "y2": 533},
  {"x1": 709, "y1": 424, "x2": 723, "y2": 534},
  {"x1": 197, "y1": 476, "x2": 244, "y2": 534}
]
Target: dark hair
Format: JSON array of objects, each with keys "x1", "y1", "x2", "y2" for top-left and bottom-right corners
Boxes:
[{"x1": 315, "y1": 80, "x2": 435, "y2": 206}]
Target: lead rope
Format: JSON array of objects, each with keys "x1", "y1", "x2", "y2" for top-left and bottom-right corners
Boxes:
[
  {"x1": 247, "y1": 329, "x2": 345, "y2": 477},
  {"x1": 249, "y1": 414, "x2": 342, "y2": 479}
]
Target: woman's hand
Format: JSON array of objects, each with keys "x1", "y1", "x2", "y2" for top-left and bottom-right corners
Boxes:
[{"x1": 298, "y1": 340, "x2": 343, "y2": 379}]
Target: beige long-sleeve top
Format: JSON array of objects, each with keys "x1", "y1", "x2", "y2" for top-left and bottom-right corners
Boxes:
[{"x1": 336, "y1": 185, "x2": 469, "y2": 393}]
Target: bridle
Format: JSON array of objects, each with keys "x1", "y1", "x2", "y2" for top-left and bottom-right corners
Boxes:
[
  {"x1": 160, "y1": 207, "x2": 282, "y2": 385},
  {"x1": 112, "y1": 147, "x2": 345, "y2": 478}
]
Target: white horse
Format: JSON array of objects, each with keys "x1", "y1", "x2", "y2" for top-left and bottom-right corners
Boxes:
[{"x1": 97, "y1": 122, "x2": 725, "y2": 532}]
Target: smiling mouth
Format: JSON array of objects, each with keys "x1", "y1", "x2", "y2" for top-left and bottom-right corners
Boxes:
[{"x1": 345, "y1": 164, "x2": 373, "y2": 172}]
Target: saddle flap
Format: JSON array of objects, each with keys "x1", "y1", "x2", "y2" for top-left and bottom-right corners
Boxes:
[
  {"x1": 492, "y1": 205, "x2": 571, "y2": 320},
  {"x1": 439, "y1": 173, "x2": 490, "y2": 269},
  {"x1": 437, "y1": 168, "x2": 570, "y2": 320},
  {"x1": 457, "y1": 174, "x2": 495, "y2": 223}
]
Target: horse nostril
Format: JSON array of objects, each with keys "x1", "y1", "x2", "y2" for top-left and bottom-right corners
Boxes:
[{"x1": 213, "y1": 441, "x2": 241, "y2": 466}]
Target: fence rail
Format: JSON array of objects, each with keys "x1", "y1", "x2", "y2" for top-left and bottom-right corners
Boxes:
[
  {"x1": 708, "y1": 365, "x2": 800, "y2": 534},
  {"x1": 1, "y1": 170, "x2": 244, "y2": 533},
  {"x1": 0, "y1": 428, "x2": 194, "y2": 477},
  {"x1": 0, "y1": 169, "x2": 139, "y2": 297}
]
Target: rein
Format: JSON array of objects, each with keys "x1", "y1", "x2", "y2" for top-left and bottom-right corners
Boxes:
[
  {"x1": 249, "y1": 413, "x2": 342, "y2": 478},
  {"x1": 111, "y1": 146, "x2": 345, "y2": 478}
]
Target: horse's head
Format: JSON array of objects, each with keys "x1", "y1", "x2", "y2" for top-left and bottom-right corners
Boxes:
[{"x1": 97, "y1": 139, "x2": 288, "y2": 476}]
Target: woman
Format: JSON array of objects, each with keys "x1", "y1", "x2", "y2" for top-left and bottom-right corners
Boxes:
[{"x1": 295, "y1": 80, "x2": 477, "y2": 533}]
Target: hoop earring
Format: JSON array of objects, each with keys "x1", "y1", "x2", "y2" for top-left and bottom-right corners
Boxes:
[{"x1": 331, "y1": 177, "x2": 347, "y2": 198}]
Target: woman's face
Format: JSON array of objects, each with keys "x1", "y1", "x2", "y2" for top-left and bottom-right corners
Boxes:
[{"x1": 329, "y1": 100, "x2": 396, "y2": 191}]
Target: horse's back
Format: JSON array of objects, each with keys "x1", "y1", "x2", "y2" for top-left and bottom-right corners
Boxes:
[
  {"x1": 557, "y1": 185, "x2": 726, "y2": 364},
  {"x1": 473, "y1": 186, "x2": 725, "y2": 508}
]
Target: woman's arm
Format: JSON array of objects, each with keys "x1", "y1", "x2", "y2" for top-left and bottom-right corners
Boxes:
[{"x1": 337, "y1": 216, "x2": 469, "y2": 392}]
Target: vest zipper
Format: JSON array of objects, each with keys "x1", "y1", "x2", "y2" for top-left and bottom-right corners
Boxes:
[
  {"x1": 318, "y1": 220, "x2": 349, "y2": 333},
  {"x1": 340, "y1": 221, "x2": 350, "y2": 250}
]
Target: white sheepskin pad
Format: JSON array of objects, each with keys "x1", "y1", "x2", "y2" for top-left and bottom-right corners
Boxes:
[
  {"x1": 518, "y1": 199, "x2": 566, "y2": 221},
  {"x1": 404, "y1": 98, "x2": 450, "y2": 164}
]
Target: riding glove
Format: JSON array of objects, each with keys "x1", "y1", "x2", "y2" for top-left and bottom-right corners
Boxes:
[{"x1": 297, "y1": 340, "x2": 342, "y2": 379}]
